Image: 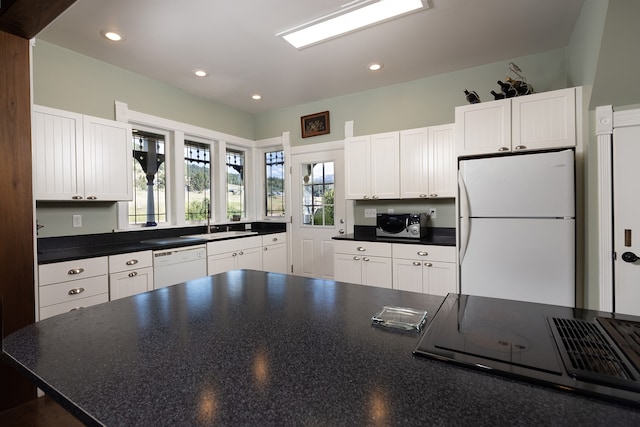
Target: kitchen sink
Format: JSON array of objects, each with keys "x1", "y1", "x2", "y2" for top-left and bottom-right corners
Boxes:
[{"x1": 180, "y1": 231, "x2": 258, "y2": 241}]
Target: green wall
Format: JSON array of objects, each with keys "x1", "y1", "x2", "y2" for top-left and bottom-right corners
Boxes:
[
  {"x1": 255, "y1": 49, "x2": 568, "y2": 145},
  {"x1": 33, "y1": 40, "x2": 256, "y2": 140}
]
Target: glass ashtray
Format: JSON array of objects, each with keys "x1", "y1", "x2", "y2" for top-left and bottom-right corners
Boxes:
[{"x1": 371, "y1": 306, "x2": 428, "y2": 333}]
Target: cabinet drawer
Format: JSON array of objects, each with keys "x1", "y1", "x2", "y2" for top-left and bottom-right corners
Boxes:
[
  {"x1": 392, "y1": 244, "x2": 456, "y2": 262},
  {"x1": 207, "y1": 235, "x2": 262, "y2": 255},
  {"x1": 334, "y1": 240, "x2": 391, "y2": 257},
  {"x1": 40, "y1": 293, "x2": 109, "y2": 320},
  {"x1": 39, "y1": 275, "x2": 109, "y2": 307},
  {"x1": 262, "y1": 232, "x2": 287, "y2": 246},
  {"x1": 109, "y1": 251, "x2": 153, "y2": 273},
  {"x1": 39, "y1": 257, "x2": 108, "y2": 286}
]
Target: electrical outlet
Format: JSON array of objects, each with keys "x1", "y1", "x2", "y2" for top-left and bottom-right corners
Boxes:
[
  {"x1": 72, "y1": 214, "x2": 82, "y2": 227},
  {"x1": 428, "y1": 208, "x2": 436, "y2": 219},
  {"x1": 387, "y1": 208, "x2": 394, "y2": 214},
  {"x1": 364, "y1": 208, "x2": 377, "y2": 218}
]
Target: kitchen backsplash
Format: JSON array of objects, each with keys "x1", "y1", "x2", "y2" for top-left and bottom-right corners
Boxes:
[{"x1": 353, "y1": 198, "x2": 456, "y2": 227}]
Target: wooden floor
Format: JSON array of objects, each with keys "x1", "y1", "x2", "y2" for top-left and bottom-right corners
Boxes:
[{"x1": 0, "y1": 396, "x2": 83, "y2": 427}]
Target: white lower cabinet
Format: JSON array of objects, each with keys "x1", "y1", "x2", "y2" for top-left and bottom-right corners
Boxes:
[
  {"x1": 38, "y1": 257, "x2": 109, "y2": 320},
  {"x1": 262, "y1": 233, "x2": 288, "y2": 274},
  {"x1": 207, "y1": 236, "x2": 263, "y2": 275},
  {"x1": 392, "y1": 244, "x2": 457, "y2": 296},
  {"x1": 334, "y1": 241, "x2": 393, "y2": 288},
  {"x1": 108, "y1": 251, "x2": 153, "y2": 300}
]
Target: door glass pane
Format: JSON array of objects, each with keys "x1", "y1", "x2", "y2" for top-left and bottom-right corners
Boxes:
[
  {"x1": 301, "y1": 161, "x2": 335, "y2": 227},
  {"x1": 226, "y1": 149, "x2": 245, "y2": 219},
  {"x1": 184, "y1": 140, "x2": 211, "y2": 221},
  {"x1": 265, "y1": 150, "x2": 285, "y2": 217},
  {"x1": 130, "y1": 130, "x2": 166, "y2": 226}
]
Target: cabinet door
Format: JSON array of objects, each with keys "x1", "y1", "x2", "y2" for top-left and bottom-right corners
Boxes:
[
  {"x1": 428, "y1": 124, "x2": 456, "y2": 198},
  {"x1": 361, "y1": 256, "x2": 392, "y2": 289},
  {"x1": 344, "y1": 135, "x2": 371, "y2": 199},
  {"x1": 83, "y1": 115, "x2": 132, "y2": 201},
  {"x1": 263, "y1": 243, "x2": 287, "y2": 274},
  {"x1": 455, "y1": 99, "x2": 511, "y2": 156},
  {"x1": 400, "y1": 128, "x2": 429, "y2": 199},
  {"x1": 334, "y1": 253, "x2": 362, "y2": 285},
  {"x1": 424, "y1": 261, "x2": 456, "y2": 296},
  {"x1": 392, "y1": 258, "x2": 423, "y2": 293},
  {"x1": 32, "y1": 106, "x2": 83, "y2": 200},
  {"x1": 512, "y1": 87, "x2": 576, "y2": 151},
  {"x1": 109, "y1": 267, "x2": 153, "y2": 300},
  {"x1": 370, "y1": 132, "x2": 400, "y2": 199},
  {"x1": 237, "y1": 246, "x2": 263, "y2": 270},
  {"x1": 207, "y1": 252, "x2": 237, "y2": 275}
]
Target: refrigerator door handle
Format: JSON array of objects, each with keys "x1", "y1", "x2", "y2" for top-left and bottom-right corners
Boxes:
[{"x1": 458, "y1": 171, "x2": 471, "y2": 263}]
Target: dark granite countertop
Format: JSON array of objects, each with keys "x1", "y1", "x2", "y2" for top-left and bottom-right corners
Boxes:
[
  {"x1": 3, "y1": 270, "x2": 639, "y2": 425},
  {"x1": 37, "y1": 222, "x2": 286, "y2": 264},
  {"x1": 333, "y1": 226, "x2": 456, "y2": 246}
]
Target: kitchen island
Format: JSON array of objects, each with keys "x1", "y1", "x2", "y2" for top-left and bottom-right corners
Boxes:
[{"x1": 3, "y1": 270, "x2": 639, "y2": 425}]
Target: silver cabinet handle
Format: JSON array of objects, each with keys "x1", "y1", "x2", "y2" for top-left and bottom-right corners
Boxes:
[
  {"x1": 514, "y1": 145, "x2": 526, "y2": 150},
  {"x1": 86, "y1": 196, "x2": 98, "y2": 200},
  {"x1": 71, "y1": 195, "x2": 83, "y2": 200},
  {"x1": 264, "y1": 247, "x2": 268, "y2": 251},
  {"x1": 417, "y1": 251, "x2": 428, "y2": 256},
  {"x1": 356, "y1": 246, "x2": 366, "y2": 252},
  {"x1": 353, "y1": 256, "x2": 361, "y2": 261},
  {"x1": 363, "y1": 257, "x2": 370, "y2": 262},
  {"x1": 68, "y1": 268, "x2": 84, "y2": 275},
  {"x1": 272, "y1": 237, "x2": 278, "y2": 242},
  {"x1": 363, "y1": 195, "x2": 370, "y2": 199},
  {"x1": 372, "y1": 195, "x2": 379, "y2": 199},
  {"x1": 413, "y1": 261, "x2": 422, "y2": 266},
  {"x1": 68, "y1": 287, "x2": 85, "y2": 295},
  {"x1": 339, "y1": 229, "x2": 345, "y2": 234},
  {"x1": 232, "y1": 252, "x2": 238, "y2": 257},
  {"x1": 429, "y1": 193, "x2": 438, "y2": 198},
  {"x1": 498, "y1": 147, "x2": 510, "y2": 152},
  {"x1": 424, "y1": 262, "x2": 433, "y2": 267},
  {"x1": 128, "y1": 271, "x2": 138, "y2": 277},
  {"x1": 126, "y1": 259, "x2": 139, "y2": 266},
  {"x1": 419, "y1": 194, "x2": 427, "y2": 198}
]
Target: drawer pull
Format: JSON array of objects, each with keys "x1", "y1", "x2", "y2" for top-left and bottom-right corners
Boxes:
[
  {"x1": 71, "y1": 195, "x2": 83, "y2": 200},
  {"x1": 353, "y1": 256, "x2": 361, "y2": 261},
  {"x1": 417, "y1": 251, "x2": 428, "y2": 256},
  {"x1": 232, "y1": 252, "x2": 238, "y2": 257},
  {"x1": 413, "y1": 261, "x2": 422, "y2": 266},
  {"x1": 419, "y1": 194, "x2": 427, "y2": 198},
  {"x1": 498, "y1": 147, "x2": 510, "y2": 152},
  {"x1": 272, "y1": 237, "x2": 278, "y2": 242},
  {"x1": 86, "y1": 196, "x2": 98, "y2": 200},
  {"x1": 363, "y1": 257, "x2": 370, "y2": 262},
  {"x1": 514, "y1": 145, "x2": 527, "y2": 151},
  {"x1": 128, "y1": 272, "x2": 138, "y2": 277},
  {"x1": 429, "y1": 193, "x2": 438, "y2": 198},
  {"x1": 68, "y1": 287, "x2": 85, "y2": 295},
  {"x1": 126, "y1": 259, "x2": 139, "y2": 266},
  {"x1": 264, "y1": 247, "x2": 268, "y2": 251},
  {"x1": 424, "y1": 262, "x2": 433, "y2": 267},
  {"x1": 238, "y1": 251, "x2": 244, "y2": 256},
  {"x1": 356, "y1": 247, "x2": 366, "y2": 252},
  {"x1": 68, "y1": 268, "x2": 85, "y2": 275}
]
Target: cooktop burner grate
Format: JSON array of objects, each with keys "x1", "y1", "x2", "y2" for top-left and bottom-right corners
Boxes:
[{"x1": 550, "y1": 317, "x2": 640, "y2": 391}]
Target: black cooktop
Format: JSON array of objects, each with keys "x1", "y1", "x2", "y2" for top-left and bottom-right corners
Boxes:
[{"x1": 414, "y1": 294, "x2": 640, "y2": 406}]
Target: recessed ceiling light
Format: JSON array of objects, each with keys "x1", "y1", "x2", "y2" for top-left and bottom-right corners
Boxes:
[
  {"x1": 194, "y1": 70, "x2": 208, "y2": 77},
  {"x1": 252, "y1": 94, "x2": 262, "y2": 100},
  {"x1": 101, "y1": 30, "x2": 124, "y2": 42},
  {"x1": 369, "y1": 63, "x2": 383, "y2": 71},
  {"x1": 277, "y1": 0, "x2": 426, "y2": 49}
]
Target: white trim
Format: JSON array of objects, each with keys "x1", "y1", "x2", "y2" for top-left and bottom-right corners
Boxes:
[
  {"x1": 290, "y1": 139, "x2": 345, "y2": 155},
  {"x1": 596, "y1": 105, "x2": 613, "y2": 312}
]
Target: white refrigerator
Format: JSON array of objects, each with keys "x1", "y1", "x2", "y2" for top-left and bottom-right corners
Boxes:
[{"x1": 458, "y1": 149, "x2": 575, "y2": 307}]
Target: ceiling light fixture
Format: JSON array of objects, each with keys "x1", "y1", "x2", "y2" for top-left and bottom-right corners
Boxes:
[
  {"x1": 252, "y1": 94, "x2": 262, "y2": 100},
  {"x1": 101, "y1": 30, "x2": 124, "y2": 42},
  {"x1": 277, "y1": 0, "x2": 425, "y2": 49},
  {"x1": 369, "y1": 63, "x2": 383, "y2": 71},
  {"x1": 194, "y1": 70, "x2": 207, "y2": 77}
]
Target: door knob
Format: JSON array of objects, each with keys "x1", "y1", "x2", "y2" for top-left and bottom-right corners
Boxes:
[{"x1": 622, "y1": 252, "x2": 640, "y2": 263}]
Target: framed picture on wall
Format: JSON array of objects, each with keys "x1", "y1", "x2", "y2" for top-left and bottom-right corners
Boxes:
[{"x1": 301, "y1": 111, "x2": 330, "y2": 138}]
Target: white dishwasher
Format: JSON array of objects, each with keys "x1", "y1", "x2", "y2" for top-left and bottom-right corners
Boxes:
[{"x1": 153, "y1": 245, "x2": 207, "y2": 289}]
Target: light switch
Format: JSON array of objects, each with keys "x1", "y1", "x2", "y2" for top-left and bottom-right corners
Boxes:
[
  {"x1": 72, "y1": 214, "x2": 82, "y2": 228},
  {"x1": 364, "y1": 208, "x2": 377, "y2": 218}
]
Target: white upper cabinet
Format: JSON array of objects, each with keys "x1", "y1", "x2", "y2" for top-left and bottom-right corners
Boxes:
[
  {"x1": 400, "y1": 124, "x2": 455, "y2": 199},
  {"x1": 455, "y1": 87, "x2": 578, "y2": 157},
  {"x1": 33, "y1": 105, "x2": 132, "y2": 201},
  {"x1": 345, "y1": 132, "x2": 399, "y2": 200}
]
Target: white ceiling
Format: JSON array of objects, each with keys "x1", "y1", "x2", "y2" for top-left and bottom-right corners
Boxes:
[{"x1": 38, "y1": 0, "x2": 585, "y2": 114}]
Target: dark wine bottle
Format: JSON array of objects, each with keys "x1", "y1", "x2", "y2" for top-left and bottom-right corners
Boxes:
[
  {"x1": 490, "y1": 90, "x2": 505, "y2": 100},
  {"x1": 464, "y1": 89, "x2": 480, "y2": 104},
  {"x1": 497, "y1": 80, "x2": 517, "y2": 98}
]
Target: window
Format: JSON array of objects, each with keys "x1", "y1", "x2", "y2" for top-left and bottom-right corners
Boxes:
[
  {"x1": 130, "y1": 130, "x2": 166, "y2": 225},
  {"x1": 301, "y1": 162, "x2": 334, "y2": 226},
  {"x1": 265, "y1": 150, "x2": 285, "y2": 217},
  {"x1": 226, "y1": 148, "x2": 245, "y2": 219},
  {"x1": 184, "y1": 140, "x2": 211, "y2": 221}
]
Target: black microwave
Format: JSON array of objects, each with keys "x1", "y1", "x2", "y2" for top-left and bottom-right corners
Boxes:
[{"x1": 376, "y1": 213, "x2": 428, "y2": 239}]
